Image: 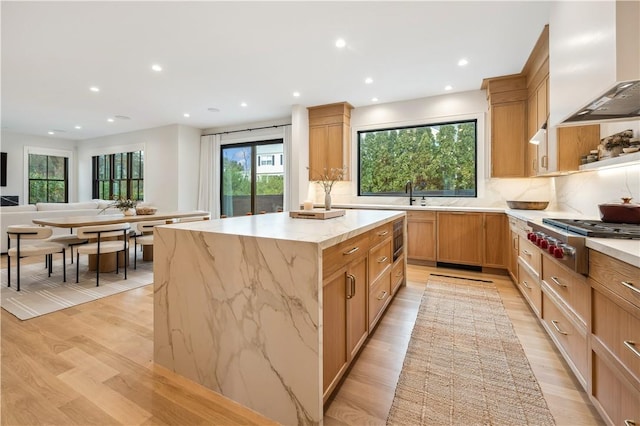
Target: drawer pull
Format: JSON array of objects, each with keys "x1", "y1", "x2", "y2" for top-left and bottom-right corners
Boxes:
[
  {"x1": 377, "y1": 291, "x2": 388, "y2": 301},
  {"x1": 624, "y1": 421, "x2": 635, "y2": 426},
  {"x1": 623, "y1": 340, "x2": 640, "y2": 359},
  {"x1": 395, "y1": 270, "x2": 402, "y2": 277},
  {"x1": 621, "y1": 281, "x2": 640, "y2": 295},
  {"x1": 343, "y1": 247, "x2": 359, "y2": 256},
  {"x1": 522, "y1": 250, "x2": 532, "y2": 256},
  {"x1": 377, "y1": 256, "x2": 388, "y2": 263},
  {"x1": 377, "y1": 230, "x2": 389, "y2": 236},
  {"x1": 550, "y1": 276, "x2": 566, "y2": 288},
  {"x1": 521, "y1": 280, "x2": 531, "y2": 289},
  {"x1": 346, "y1": 274, "x2": 356, "y2": 299},
  {"x1": 551, "y1": 320, "x2": 568, "y2": 335}
]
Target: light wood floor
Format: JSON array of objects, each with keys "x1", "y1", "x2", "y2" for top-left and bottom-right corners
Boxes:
[
  {"x1": 324, "y1": 264, "x2": 604, "y2": 426},
  {"x1": 2, "y1": 256, "x2": 603, "y2": 425}
]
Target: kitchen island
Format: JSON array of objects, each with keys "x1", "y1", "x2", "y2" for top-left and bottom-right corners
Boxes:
[{"x1": 153, "y1": 209, "x2": 405, "y2": 425}]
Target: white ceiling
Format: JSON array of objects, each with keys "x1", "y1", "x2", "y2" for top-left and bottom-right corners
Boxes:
[{"x1": 1, "y1": 1, "x2": 551, "y2": 141}]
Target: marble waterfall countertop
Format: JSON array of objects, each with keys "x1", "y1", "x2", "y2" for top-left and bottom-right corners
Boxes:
[{"x1": 153, "y1": 209, "x2": 404, "y2": 425}]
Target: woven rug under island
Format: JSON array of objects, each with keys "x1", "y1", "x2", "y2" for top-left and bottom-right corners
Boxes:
[{"x1": 387, "y1": 274, "x2": 555, "y2": 426}]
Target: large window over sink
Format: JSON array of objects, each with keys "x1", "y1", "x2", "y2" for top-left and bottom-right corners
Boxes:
[{"x1": 358, "y1": 119, "x2": 477, "y2": 197}]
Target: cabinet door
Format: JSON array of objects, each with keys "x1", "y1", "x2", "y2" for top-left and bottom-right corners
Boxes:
[
  {"x1": 407, "y1": 212, "x2": 436, "y2": 261},
  {"x1": 346, "y1": 255, "x2": 368, "y2": 359},
  {"x1": 508, "y1": 229, "x2": 519, "y2": 283},
  {"x1": 526, "y1": 93, "x2": 538, "y2": 177},
  {"x1": 437, "y1": 212, "x2": 483, "y2": 266},
  {"x1": 491, "y1": 101, "x2": 526, "y2": 177},
  {"x1": 323, "y1": 268, "x2": 348, "y2": 397},
  {"x1": 309, "y1": 125, "x2": 328, "y2": 180},
  {"x1": 557, "y1": 125, "x2": 600, "y2": 171},
  {"x1": 483, "y1": 213, "x2": 508, "y2": 268},
  {"x1": 536, "y1": 78, "x2": 548, "y2": 130}
]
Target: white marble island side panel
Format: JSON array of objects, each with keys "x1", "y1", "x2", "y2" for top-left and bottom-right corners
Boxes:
[{"x1": 153, "y1": 209, "x2": 404, "y2": 426}]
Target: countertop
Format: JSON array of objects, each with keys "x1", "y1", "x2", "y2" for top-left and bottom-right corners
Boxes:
[{"x1": 162, "y1": 209, "x2": 405, "y2": 250}]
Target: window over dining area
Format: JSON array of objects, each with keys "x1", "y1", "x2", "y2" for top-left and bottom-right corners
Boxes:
[
  {"x1": 358, "y1": 119, "x2": 477, "y2": 198},
  {"x1": 92, "y1": 150, "x2": 144, "y2": 201}
]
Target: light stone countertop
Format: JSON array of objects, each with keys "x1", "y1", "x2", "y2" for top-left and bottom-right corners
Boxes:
[
  {"x1": 331, "y1": 203, "x2": 505, "y2": 213},
  {"x1": 161, "y1": 209, "x2": 405, "y2": 250}
]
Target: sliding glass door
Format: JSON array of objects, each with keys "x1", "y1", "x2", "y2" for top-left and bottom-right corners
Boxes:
[{"x1": 221, "y1": 140, "x2": 283, "y2": 217}]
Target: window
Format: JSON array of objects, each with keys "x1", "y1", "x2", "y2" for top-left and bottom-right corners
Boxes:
[
  {"x1": 221, "y1": 140, "x2": 283, "y2": 217},
  {"x1": 358, "y1": 119, "x2": 477, "y2": 197},
  {"x1": 28, "y1": 153, "x2": 68, "y2": 203},
  {"x1": 92, "y1": 150, "x2": 144, "y2": 200}
]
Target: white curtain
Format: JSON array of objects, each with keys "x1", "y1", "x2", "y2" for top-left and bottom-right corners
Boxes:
[
  {"x1": 282, "y1": 125, "x2": 292, "y2": 211},
  {"x1": 197, "y1": 134, "x2": 221, "y2": 218}
]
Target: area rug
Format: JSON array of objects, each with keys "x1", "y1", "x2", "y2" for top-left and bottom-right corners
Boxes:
[
  {"x1": 387, "y1": 275, "x2": 555, "y2": 425},
  {"x1": 1, "y1": 260, "x2": 153, "y2": 320}
]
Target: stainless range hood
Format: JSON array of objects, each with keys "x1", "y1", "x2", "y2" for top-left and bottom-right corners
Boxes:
[{"x1": 563, "y1": 80, "x2": 640, "y2": 124}]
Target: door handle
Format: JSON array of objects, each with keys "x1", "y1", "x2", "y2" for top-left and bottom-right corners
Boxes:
[{"x1": 346, "y1": 274, "x2": 356, "y2": 299}]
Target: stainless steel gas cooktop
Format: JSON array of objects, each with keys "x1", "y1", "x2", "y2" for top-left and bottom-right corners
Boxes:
[{"x1": 542, "y1": 218, "x2": 640, "y2": 239}]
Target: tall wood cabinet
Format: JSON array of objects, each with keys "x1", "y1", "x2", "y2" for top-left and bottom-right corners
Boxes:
[
  {"x1": 484, "y1": 76, "x2": 528, "y2": 177},
  {"x1": 308, "y1": 102, "x2": 353, "y2": 181}
]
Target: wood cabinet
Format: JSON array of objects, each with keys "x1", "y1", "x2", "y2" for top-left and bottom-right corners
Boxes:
[
  {"x1": 322, "y1": 231, "x2": 369, "y2": 400},
  {"x1": 507, "y1": 216, "x2": 526, "y2": 283},
  {"x1": 436, "y1": 212, "x2": 483, "y2": 266},
  {"x1": 556, "y1": 125, "x2": 601, "y2": 172},
  {"x1": 321, "y1": 218, "x2": 404, "y2": 402},
  {"x1": 588, "y1": 250, "x2": 640, "y2": 425},
  {"x1": 308, "y1": 102, "x2": 353, "y2": 180},
  {"x1": 483, "y1": 75, "x2": 527, "y2": 178},
  {"x1": 483, "y1": 213, "x2": 508, "y2": 268},
  {"x1": 406, "y1": 211, "x2": 436, "y2": 263}
]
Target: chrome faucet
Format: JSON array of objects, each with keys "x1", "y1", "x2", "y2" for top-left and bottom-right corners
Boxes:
[{"x1": 405, "y1": 180, "x2": 415, "y2": 206}]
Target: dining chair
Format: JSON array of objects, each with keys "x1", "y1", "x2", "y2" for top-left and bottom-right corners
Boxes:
[
  {"x1": 49, "y1": 229, "x2": 89, "y2": 264},
  {"x1": 132, "y1": 220, "x2": 166, "y2": 269},
  {"x1": 6, "y1": 225, "x2": 66, "y2": 291},
  {"x1": 75, "y1": 223, "x2": 131, "y2": 286}
]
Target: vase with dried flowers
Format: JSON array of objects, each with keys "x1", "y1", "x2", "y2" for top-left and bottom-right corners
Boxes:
[
  {"x1": 308, "y1": 166, "x2": 347, "y2": 211},
  {"x1": 100, "y1": 196, "x2": 138, "y2": 215}
]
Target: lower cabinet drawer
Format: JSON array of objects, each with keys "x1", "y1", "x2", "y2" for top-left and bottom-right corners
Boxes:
[
  {"x1": 592, "y1": 350, "x2": 640, "y2": 426},
  {"x1": 542, "y1": 292, "x2": 588, "y2": 383},
  {"x1": 369, "y1": 239, "x2": 392, "y2": 285},
  {"x1": 369, "y1": 268, "x2": 391, "y2": 329},
  {"x1": 592, "y1": 289, "x2": 640, "y2": 382},
  {"x1": 391, "y1": 259, "x2": 404, "y2": 295},
  {"x1": 517, "y1": 262, "x2": 542, "y2": 317},
  {"x1": 542, "y1": 255, "x2": 589, "y2": 326}
]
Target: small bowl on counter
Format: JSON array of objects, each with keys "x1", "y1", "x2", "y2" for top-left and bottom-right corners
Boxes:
[{"x1": 506, "y1": 200, "x2": 549, "y2": 210}]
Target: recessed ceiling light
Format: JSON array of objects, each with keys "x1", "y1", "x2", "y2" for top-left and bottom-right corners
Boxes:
[
  {"x1": 151, "y1": 64, "x2": 163, "y2": 72},
  {"x1": 457, "y1": 58, "x2": 468, "y2": 67},
  {"x1": 90, "y1": 86, "x2": 100, "y2": 92},
  {"x1": 365, "y1": 77, "x2": 373, "y2": 84},
  {"x1": 293, "y1": 91, "x2": 300, "y2": 97},
  {"x1": 371, "y1": 97, "x2": 378, "y2": 102},
  {"x1": 241, "y1": 102, "x2": 248, "y2": 107},
  {"x1": 107, "y1": 118, "x2": 115, "y2": 122},
  {"x1": 74, "y1": 125, "x2": 82, "y2": 129},
  {"x1": 208, "y1": 107, "x2": 220, "y2": 112},
  {"x1": 48, "y1": 131, "x2": 55, "y2": 135},
  {"x1": 183, "y1": 113, "x2": 190, "y2": 118},
  {"x1": 444, "y1": 85, "x2": 453, "y2": 91},
  {"x1": 335, "y1": 38, "x2": 346, "y2": 48}
]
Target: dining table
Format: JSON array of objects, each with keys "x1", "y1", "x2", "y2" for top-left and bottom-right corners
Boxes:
[{"x1": 33, "y1": 210, "x2": 210, "y2": 271}]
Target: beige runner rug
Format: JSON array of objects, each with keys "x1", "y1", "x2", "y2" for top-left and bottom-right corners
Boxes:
[
  {"x1": 387, "y1": 275, "x2": 555, "y2": 425},
  {"x1": 1, "y1": 260, "x2": 153, "y2": 320}
]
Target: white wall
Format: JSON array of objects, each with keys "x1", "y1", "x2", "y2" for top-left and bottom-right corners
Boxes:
[
  {"x1": 77, "y1": 124, "x2": 200, "y2": 212},
  {"x1": 0, "y1": 131, "x2": 78, "y2": 204},
  {"x1": 315, "y1": 91, "x2": 553, "y2": 208}
]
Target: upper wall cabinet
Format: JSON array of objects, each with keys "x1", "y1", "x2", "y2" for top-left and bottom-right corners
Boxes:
[
  {"x1": 483, "y1": 76, "x2": 527, "y2": 178},
  {"x1": 549, "y1": 0, "x2": 640, "y2": 127},
  {"x1": 308, "y1": 102, "x2": 353, "y2": 181}
]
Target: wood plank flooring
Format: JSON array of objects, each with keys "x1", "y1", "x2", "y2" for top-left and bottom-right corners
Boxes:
[
  {"x1": 324, "y1": 264, "x2": 603, "y2": 426},
  {"x1": 2, "y1": 255, "x2": 603, "y2": 425}
]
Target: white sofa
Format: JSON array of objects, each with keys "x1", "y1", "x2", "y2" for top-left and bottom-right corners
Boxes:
[{"x1": 1, "y1": 200, "x2": 115, "y2": 253}]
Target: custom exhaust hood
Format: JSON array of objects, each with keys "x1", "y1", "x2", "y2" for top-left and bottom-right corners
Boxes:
[{"x1": 563, "y1": 80, "x2": 640, "y2": 124}]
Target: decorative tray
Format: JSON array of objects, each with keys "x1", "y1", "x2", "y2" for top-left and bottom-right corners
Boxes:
[{"x1": 289, "y1": 209, "x2": 346, "y2": 220}]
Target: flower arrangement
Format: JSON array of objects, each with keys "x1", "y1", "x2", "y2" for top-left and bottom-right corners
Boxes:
[
  {"x1": 100, "y1": 196, "x2": 137, "y2": 214},
  {"x1": 308, "y1": 166, "x2": 348, "y2": 194}
]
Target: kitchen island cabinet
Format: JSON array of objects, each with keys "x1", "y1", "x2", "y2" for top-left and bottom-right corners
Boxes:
[{"x1": 153, "y1": 209, "x2": 405, "y2": 425}]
